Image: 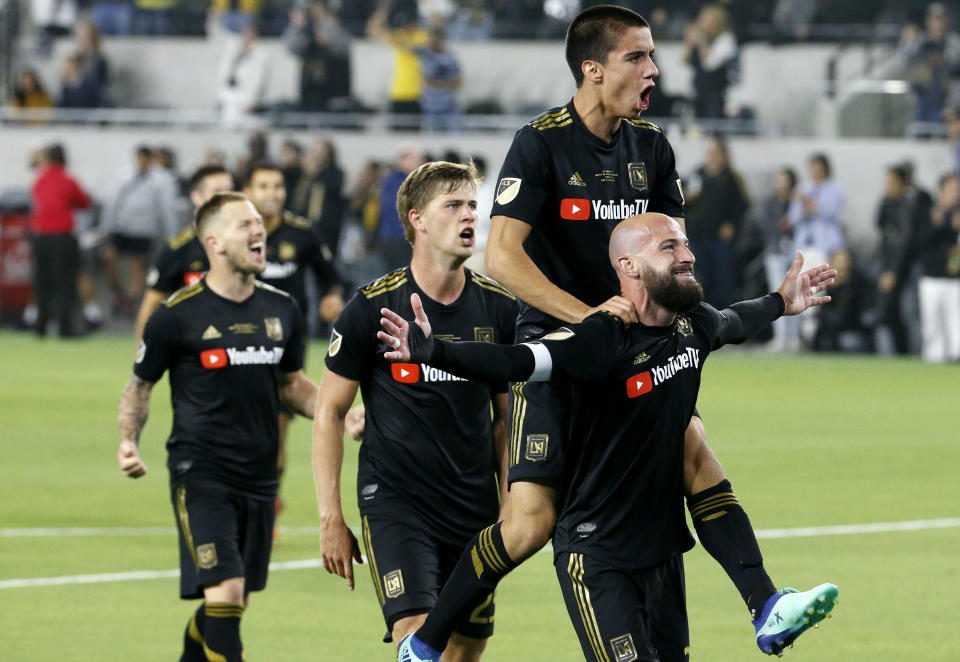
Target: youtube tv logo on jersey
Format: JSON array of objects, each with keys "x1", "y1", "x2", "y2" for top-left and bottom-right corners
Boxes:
[
  {"x1": 626, "y1": 371, "x2": 653, "y2": 398},
  {"x1": 201, "y1": 349, "x2": 228, "y2": 369},
  {"x1": 391, "y1": 363, "x2": 420, "y2": 384},
  {"x1": 560, "y1": 198, "x2": 590, "y2": 221}
]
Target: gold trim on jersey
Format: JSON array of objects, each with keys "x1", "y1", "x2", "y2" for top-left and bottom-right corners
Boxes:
[
  {"x1": 567, "y1": 553, "x2": 611, "y2": 662},
  {"x1": 361, "y1": 269, "x2": 409, "y2": 299},
  {"x1": 361, "y1": 516, "x2": 386, "y2": 606},
  {"x1": 168, "y1": 226, "x2": 197, "y2": 250},
  {"x1": 470, "y1": 274, "x2": 516, "y2": 300},
  {"x1": 253, "y1": 280, "x2": 292, "y2": 298},
  {"x1": 165, "y1": 281, "x2": 204, "y2": 308},
  {"x1": 174, "y1": 485, "x2": 198, "y2": 568},
  {"x1": 282, "y1": 211, "x2": 313, "y2": 230},
  {"x1": 509, "y1": 382, "x2": 528, "y2": 466},
  {"x1": 530, "y1": 108, "x2": 573, "y2": 131},
  {"x1": 626, "y1": 119, "x2": 663, "y2": 133}
]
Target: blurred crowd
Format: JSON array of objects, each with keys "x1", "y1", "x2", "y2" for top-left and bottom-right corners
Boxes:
[
  {"x1": 9, "y1": 1, "x2": 960, "y2": 131},
  {"x1": 6, "y1": 129, "x2": 958, "y2": 362},
  {"x1": 683, "y1": 136, "x2": 960, "y2": 362}
]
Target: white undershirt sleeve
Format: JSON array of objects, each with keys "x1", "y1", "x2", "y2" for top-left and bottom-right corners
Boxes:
[{"x1": 522, "y1": 342, "x2": 553, "y2": 382}]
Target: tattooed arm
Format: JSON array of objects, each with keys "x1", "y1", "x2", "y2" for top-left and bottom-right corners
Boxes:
[{"x1": 116, "y1": 374, "x2": 155, "y2": 478}]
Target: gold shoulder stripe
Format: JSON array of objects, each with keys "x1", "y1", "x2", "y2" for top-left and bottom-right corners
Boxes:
[
  {"x1": 471, "y1": 275, "x2": 516, "y2": 300},
  {"x1": 534, "y1": 120, "x2": 573, "y2": 131},
  {"x1": 165, "y1": 281, "x2": 204, "y2": 307},
  {"x1": 254, "y1": 280, "x2": 292, "y2": 297},
  {"x1": 530, "y1": 108, "x2": 568, "y2": 123},
  {"x1": 168, "y1": 226, "x2": 197, "y2": 250},
  {"x1": 627, "y1": 119, "x2": 663, "y2": 133},
  {"x1": 529, "y1": 109, "x2": 570, "y2": 128},
  {"x1": 282, "y1": 211, "x2": 312, "y2": 230},
  {"x1": 360, "y1": 268, "x2": 408, "y2": 296},
  {"x1": 363, "y1": 277, "x2": 408, "y2": 299}
]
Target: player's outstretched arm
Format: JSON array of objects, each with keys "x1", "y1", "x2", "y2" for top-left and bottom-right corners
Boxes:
[
  {"x1": 277, "y1": 369, "x2": 320, "y2": 419},
  {"x1": 776, "y1": 251, "x2": 837, "y2": 316},
  {"x1": 312, "y1": 370, "x2": 365, "y2": 590},
  {"x1": 378, "y1": 294, "x2": 537, "y2": 383},
  {"x1": 116, "y1": 374, "x2": 155, "y2": 478}
]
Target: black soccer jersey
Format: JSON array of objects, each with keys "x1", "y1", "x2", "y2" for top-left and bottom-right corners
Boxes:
[
  {"x1": 261, "y1": 212, "x2": 339, "y2": 318},
  {"x1": 535, "y1": 306, "x2": 727, "y2": 568},
  {"x1": 135, "y1": 278, "x2": 305, "y2": 499},
  {"x1": 325, "y1": 267, "x2": 518, "y2": 542},
  {"x1": 146, "y1": 227, "x2": 208, "y2": 293},
  {"x1": 491, "y1": 102, "x2": 685, "y2": 331}
]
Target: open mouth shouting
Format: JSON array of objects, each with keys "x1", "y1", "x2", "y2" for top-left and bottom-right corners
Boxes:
[
  {"x1": 459, "y1": 226, "x2": 475, "y2": 248},
  {"x1": 638, "y1": 83, "x2": 655, "y2": 113},
  {"x1": 249, "y1": 241, "x2": 265, "y2": 260}
]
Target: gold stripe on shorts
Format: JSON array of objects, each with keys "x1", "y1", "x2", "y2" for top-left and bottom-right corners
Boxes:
[
  {"x1": 509, "y1": 382, "x2": 527, "y2": 466},
  {"x1": 174, "y1": 485, "x2": 198, "y2": 568},
  {"x1": 566, "y1": 553, "x2": 611, "y2": 662},
  {"x1": 361, "y1": 516, "x2": 386, "y2": 606}
]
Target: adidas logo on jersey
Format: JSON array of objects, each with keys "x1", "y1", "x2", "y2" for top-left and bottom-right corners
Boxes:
[
  {"x1": 202, "y1": 325, "x2": 222, "y2": 340},
  {"x1": 567, "y1": 172, "x2": 587, "y2": 187}
]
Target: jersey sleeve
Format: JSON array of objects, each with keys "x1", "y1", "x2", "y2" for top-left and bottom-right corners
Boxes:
[
  {"x1": 489, "y1": 128, "x2": 552, "y2": 227},
  {"x1": 305, "y1": 230, "x2": 342, "y2": 292},
  {"x1": 149, "y1": 244, "x2": 185, "y2": 294},
  {"x1": 133, "y1": 304, "x2": 180, "y2": 382},
  {"x1": 693, "y1": 294, "x2": 784, "y2": 350},
  {"x1": 279, "y1": 298, "x2": 306, "y2": 373},
  {"x1": 529, "y1": 313, "x2": 622, "y2": 383},
  {"x1": 324, "y1": 291, "x2": 376, "y2": 381},
  {"x1": 649, "y1": 133, "x2": 686, "y2": 219}
]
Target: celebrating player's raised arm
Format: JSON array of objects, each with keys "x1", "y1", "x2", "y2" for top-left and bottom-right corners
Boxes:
[
  {"x1": 312, "y1": 370, "x2": 365, "y2": 590},
  {"x1": 116, "y1": 374, "x2": 155, "y2": 478}
]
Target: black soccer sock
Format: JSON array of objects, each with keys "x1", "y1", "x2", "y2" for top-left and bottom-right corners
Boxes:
[
  {"x1": 688, "y1": 480, "x2": 776, "y2": 620},
  {"x1": 416, "y1": 522, "x2": 519, "y2": 651},
  {"x1": 201, "y1": 602, "x2": 244, "y2": 662},
  {"x1": 179, "y1": 603, "x2": 207, "y2": 662}
]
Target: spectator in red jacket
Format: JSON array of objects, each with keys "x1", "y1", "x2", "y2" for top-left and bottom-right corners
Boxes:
[{"x1": 30, "y1": 143, "x2": 91, "y2": 337}]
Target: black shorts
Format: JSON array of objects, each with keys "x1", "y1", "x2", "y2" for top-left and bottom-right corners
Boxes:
[
  {"x1": 360, "y1": 501, "x2": 495, "y2": 643},
  {"x1": 555, "y1": 552, "x2": 689, "y2": 662},
  {"x1": 170, "y1": 479, "x2": 275, "y2": 600},
  {"x1": 506, "y1": 378, "x2": 570, "y2": 486},
  {"x1": 111, "y1": 233, "x2": 153, "y2": 256}
]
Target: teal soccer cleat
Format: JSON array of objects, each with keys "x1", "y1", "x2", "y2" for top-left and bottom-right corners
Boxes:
[
  {"x1": 397, "y1": 633, "x2": 442, "y2": 662},
  {"x1": 753, "y1": 583, "x2": 839, "y2": 656}
]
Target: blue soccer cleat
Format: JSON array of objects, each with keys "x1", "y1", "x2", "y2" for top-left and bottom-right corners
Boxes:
[
  {"x1": 397, "y1": 633, "x2": 442, "y2": 662},
  {"x1": 753, "y1": 583, "x2": 839, "y2": 656}
]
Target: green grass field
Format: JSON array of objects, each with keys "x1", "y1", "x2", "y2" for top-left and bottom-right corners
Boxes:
[{"x1": 1, "y1": 331, "x2": 957, "y2": 661}]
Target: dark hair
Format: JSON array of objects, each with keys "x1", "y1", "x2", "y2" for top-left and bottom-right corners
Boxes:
[
  {"x1": 194, "y1": 191, "x2": 251, "y2": 236},
  {"x1": 810, "y1": 153, "x2": 831, "y2": 178},
  {"x1": 887, "y1": 163, "x2": 910, "y2": 184},
  {"x1": 189, "y1": 164, "x2": 231, "y2": 193},
  {"x1": 780, "y1": 167, "x2": 797, "y2": 191},
  {"x1": 135, "y1": 145, "x2": 152, "y2": 159},
  {"x1": 46, "y1": 143, "x2": 66, "y2": 166},
  {"x1": 565, "y1": 5, "x2": 650, "y2": 87},
  {"x1": 242, "y1": 161, "x2": 283, "y2": 188}
]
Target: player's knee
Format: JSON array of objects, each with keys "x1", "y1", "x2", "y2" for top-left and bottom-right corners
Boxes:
[
  {"x1": 444, "y1": 633, "x2": 487, "y2": 662},
  {"x1": 391, "y1": 614, "x2": 427, "y2": 650},
  {"x1": 502, "y1": 510, "x2": 554, "y2": 561},
  {"x1": 204, "y1": 576, "x2": 245, "y2": 605}
]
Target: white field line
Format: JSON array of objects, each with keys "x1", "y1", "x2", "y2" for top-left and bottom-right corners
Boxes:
[{"x1": 2, "y1": 517, "x2": 958, "y2": 590}]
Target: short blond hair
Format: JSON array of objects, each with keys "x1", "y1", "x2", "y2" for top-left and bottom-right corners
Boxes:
[{"x1": 396, "y1": 161, "x2": 479, "y2": 244}]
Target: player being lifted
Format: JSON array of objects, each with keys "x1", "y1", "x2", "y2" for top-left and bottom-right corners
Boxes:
[
  {"x1": 313, "y1": 161, "x2": 517, "y2": 659},
  {"x1": 384, "y1": 214, "x2": 840, "y2": 662},
  {"x1": 398, "y1": 5, "x2": 829, "y2": 661},
  {"x1": 116, "y1": 192, "x2": 319, "y2": 662}
]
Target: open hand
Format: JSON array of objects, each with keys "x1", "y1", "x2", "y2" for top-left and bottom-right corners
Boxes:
[
  {"x1": 378, "y1": 293, "x2": 432, "y2": 361},
  {"x1": 776, "y1": 251, "x2": 837, "y2": 316}
]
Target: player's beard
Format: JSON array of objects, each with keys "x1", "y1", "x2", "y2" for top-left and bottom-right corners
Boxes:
[{"x1": 642, "y1": 264, "x2": 703, "y2": 313}]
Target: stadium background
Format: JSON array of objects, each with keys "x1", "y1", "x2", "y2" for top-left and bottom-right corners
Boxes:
[{"x1": 1, "y1": 1, "x2": 958, "y2": 660}]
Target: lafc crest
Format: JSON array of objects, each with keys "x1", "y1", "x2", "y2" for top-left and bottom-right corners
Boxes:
[
  {"x1": 611, "y1": 633, "x2": 638, "y2": 662},
  {"x1": 278, "y1": 241, "x2": 296, "y2": 261},
  {"x1": 264, "y1": 317, "x2": 283, "y2": 341},
  {"x1": 383, "y1": 569, "x2": 405, "y2": 598},
  {"x1": 197, "y1": 543, "x2": 218, "y2": 570},
  {"x1": 525, "y1": 434, "x2": 548, "y2": 462},
  {"x1": 676, "y1": 315, "x2": 693, "y2": 337},
  {"x1": 628, "y1": 162, "x2": 648, "y2": 193}
]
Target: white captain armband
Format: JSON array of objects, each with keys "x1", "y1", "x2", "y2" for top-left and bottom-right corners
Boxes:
[{"x1": 523, "y1": 342, "x2": 553, "y2": 382}]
